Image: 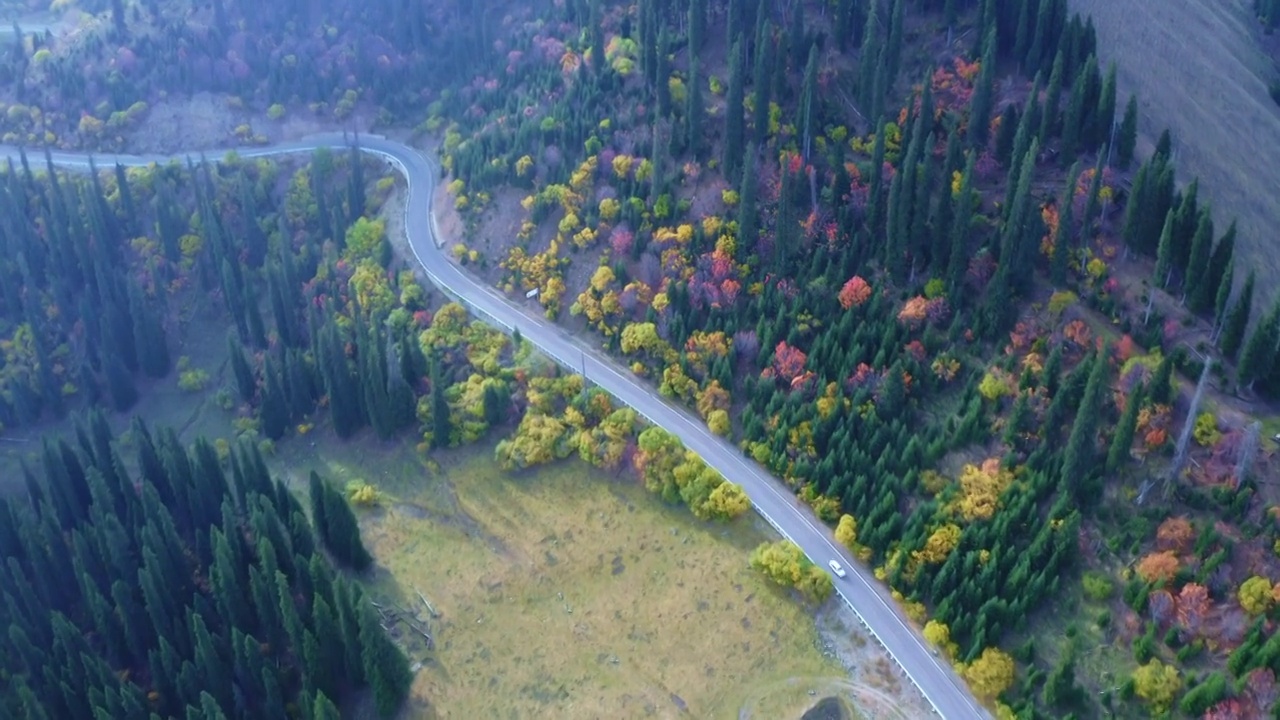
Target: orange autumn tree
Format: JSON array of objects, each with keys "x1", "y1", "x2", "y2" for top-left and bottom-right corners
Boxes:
[
  {"x1": 1136, "y1": 551, "x2": 1180, "y2": 584},
  {"x1": 1156, "y1": 516, "x2": 1194, "y2": 553},
  {"x1": 898, "y1": 296, "x2": 929, "y2": 329},
  {"x1": 838, "y1": 275, "x2": 872, "y2": 309}
]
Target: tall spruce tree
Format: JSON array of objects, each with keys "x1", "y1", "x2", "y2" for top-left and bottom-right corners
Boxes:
[
  {"x1": 1061, "y1": 344, "x2": 1109, "y2": 503},
  {"x1": 1218, "y1": 271, "x2": 1254, "y2": 360},
  {"x1": 723, "y1": 40, "x2": 746, "y2": 178},
  {"x1": 1238, "y1": 300, "x2": 1280, "y2": 390},
  {"x1": 1117, "y1": 94, "x2": 1139, "y2": 169}
]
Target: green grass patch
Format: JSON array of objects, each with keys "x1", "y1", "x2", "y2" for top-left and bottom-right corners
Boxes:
[{"x1": 307, "y1": 439, "x2": 846, "y2": 718}]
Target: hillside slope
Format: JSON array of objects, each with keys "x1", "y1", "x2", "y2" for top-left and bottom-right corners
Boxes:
[{"x1": 1069, "y1": 0, "x2": 1280, "y2": 308}]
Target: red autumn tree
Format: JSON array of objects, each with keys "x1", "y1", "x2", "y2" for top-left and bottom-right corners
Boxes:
[
  {"x1": 1204, "y1": 699, "x2": 1248, "y2": 720},
  {"x1": 1244, "y1": 669, "x2": 1279, "y2": 713},
  {"x1": 767, "y1": 341, "x2": 808, "y2": 384},
  {"x1": 838, "y1": 275, "x2": 872, "y2": 309}
]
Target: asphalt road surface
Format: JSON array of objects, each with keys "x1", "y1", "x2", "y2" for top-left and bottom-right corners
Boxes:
[{"x1": 2, "y1": 133, "x2": 990, "y2": 719}]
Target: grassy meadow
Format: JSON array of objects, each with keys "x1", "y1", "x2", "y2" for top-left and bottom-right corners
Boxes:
[
  {"x1": 281, "y1": 438, "x2": 854, "y2": 719},
  {"x1": 1067, "y1": 0, "x2": 1280, "y2": 308}
]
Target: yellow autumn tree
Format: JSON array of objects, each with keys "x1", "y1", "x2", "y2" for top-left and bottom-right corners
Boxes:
[
  {"x1": 1238, "y1": 576, "x2": 1276, "y2": 615},
  {"x1": 705, "y1": 481, "x2": 751, "y2": 520},
  {"x1": 494, "y1": 413, "x2": 571, "y2": 470},
  {"x1": 749, "y1": 540, "x2": 833, "y2": 603},
  {"x1": 923, "y1": 620, "x2": 959, "y2": 658},
  {"x1": 706, "y1": 409, "x2": 731, "y2": 436},
  {"x1": 955, "y1": 458, "x2": 1015, "y2": 521},
  {"x1": 913, "y1": 523, "x2": 962, "y2": 565},
  {"x1": 575, "y1": 408, "x2": 637, "y2": 470},
  {"x1": 835, "y1": 514, "x2": 858, "y2": 551},
  {"x1": 696, "y1": 380, "x2": 731, "y2": 419},
  {"x1": 1132, "y1": 659, "x2": 1181, "y2": 713},
  {"x1": 961, "y1": 648, "x2": 1015, "y2": 699}
]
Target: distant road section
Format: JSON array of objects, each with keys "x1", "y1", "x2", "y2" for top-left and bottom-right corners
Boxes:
[{"x1": 0, "y1": 134, "x2": 990, "y2": 720}]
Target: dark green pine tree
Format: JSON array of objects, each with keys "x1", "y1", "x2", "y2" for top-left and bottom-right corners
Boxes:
[
  {"x1": 1183, "y1": 208, "x2": 1213, "y2": 306},
  {"x1": 590, "y1": 0, "x2": 607, "y2": 72},
  {"x1": 993, "y1": 103, "x2": 1019, "y2": 167},
  {"x1": 128, "y1": 281, "x2": 170, "y2": 378},
  {"x1": 655, "y1": 28, "x2": 671, "y2": 116},
  {"x1": 228, "y1": 333, "x2": 257, "y2": 403},
  {"x1": 308, "y1": 471, "x2": 331, "y2": 550},
  {"x1": 723, "y1": 40, "x2": 746, "y2": 179},
  {"x1": 104, "y1": 352, "x2": 138, "y2": 412},
  {"x1": 1117, "y1": 94, "x2": 1139, "y2": 169},
  {"x1": 311, "y1": 473, "x2": 373, "y2": 571},
  {"x1": 884, "y1": 0, "x2": 906, "y2": 91},
  {"x1": 1060, "y1": 344, "x2": 1109, "y2": 503},
  {"x1": 1212, "y1": 263, "x2": 1235, "y2": 335},
  {"x1": 1059, "y1": 67, "x2": 1086, "y2": 164},
  {"x1": 689, "y1": 0, "x2": 706, "y2": 54},
  {"x1": 1149, "y1": 351, "x2": 1176, "y2": 405},
  {"x1": 1051, "y1": 163, "x2": 1080, "y2": 287},
  {"x1": 1153, "y1": 210, "x2": 1175, "y2": 289},
  {"x1": 1237, "y1": 300, "x2": 1280, "y2": 391},
  {"x1": 946, "y1": 152, "x2": 976, "y2": 296},
  {"x1": 1120, "y1": 160, "x2": 1150, "y2": 252},
  {"x1": 1218, "y1": 270, "x2": 1254, "y2": 360},
  {"x1": 428, "y1": 350, "x2": 453, "y2": 449},
  {"x1": 750, "y1": 22, "x2": 773, "y2": 148},
  {"x1": 799, "y1": 43, "x2": 819, "y2": 162},
  {"x1": 1094, "y1": 62, "x2": 1117, "y2": 151},
  {"x1": 359, "y1": 600, "x2": 414, "y2": 718},
  {"x1": 1038, "y1": 49, "x2": 1065, "y2": 146},
  {"x1": 1001, "y1": 140, "x2": 1040, "y2": 288},
  {"x1": 260, "y1": 358, "x2": 289, "y2": 441},
  {"x1": 1197, "y1": 220, "x2": 1235, "y2": 315},
  {"x1": 857, "y1": 0, "x2": 882, "y2": 114},
  {"x1": 687, "y1": 52, "x2": 705, "y2": 159},
  {"x1": 1106, "y1": 382, "x2": 1145, "y2": 472},
  {"x1": 311, "y1": 692, "x2": 342, "y2": 720},
  {"x1": 866, "y1": 119, "x2": 888, "y2": 234},
  {"x1": 969, "y1": 28, "x2": 997, "y2": 149}
]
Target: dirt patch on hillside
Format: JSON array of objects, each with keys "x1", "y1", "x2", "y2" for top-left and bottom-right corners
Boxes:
[
  {"x1": 126, "y1": 92, "x2": 381, "y2": 154},
  {"x1": 1067, "y1": 0, "x2": 1280, "y2": 309}
]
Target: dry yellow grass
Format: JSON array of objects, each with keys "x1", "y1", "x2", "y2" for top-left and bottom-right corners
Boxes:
[
  {"x1": 1067, "y1": 0, "x2": 1280, "y2": 308},
  {"x1": 324, "y1": 442, "x2": 850, "y2": 719}
]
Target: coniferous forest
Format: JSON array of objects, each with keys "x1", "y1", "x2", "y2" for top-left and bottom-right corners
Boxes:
[
  {"x1": 1, "y1": 411, "x2": 411, "y2": 718},
  {"x1": 1, "y1": 0, "x2": 1279, "y2": 718}
]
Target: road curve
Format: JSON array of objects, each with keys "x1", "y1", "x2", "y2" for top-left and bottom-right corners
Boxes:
[{"x1": 1, "y1": 134, "x2": 989, "y2": 720}]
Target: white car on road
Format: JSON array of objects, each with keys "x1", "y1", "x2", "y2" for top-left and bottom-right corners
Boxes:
[{"x1": 828, "y1": 560, "x2": 847, "y2": 578}]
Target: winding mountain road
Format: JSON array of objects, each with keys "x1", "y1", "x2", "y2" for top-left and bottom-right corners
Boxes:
[{"x1": 1, "y1": 133, "x2": 989, "y2": 720}]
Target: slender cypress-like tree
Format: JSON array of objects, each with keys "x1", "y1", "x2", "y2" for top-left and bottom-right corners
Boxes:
[
  {"x1": 969, "y1": 29, "x2": 997, "y2": 149},
  {"x1": 1238, "y1": 300, "x2": 1280, "y2": 391},
  {"x1": 1061, "y1": 344, "x2": 1109, "y2": 503},
  {"x1": 1219, "y1": 271, "x2": 1254, "y2": 360},
  {"x1": 1117, "y1": 94, "x2": 1138, "y2": 169},
  {"x1": 857, "y1": 0, "x2": 882, "y2": 114},
  {"x1": 1051, "y1": 163, "x2": 1080, "y2": 286},
  {"x1": 1106, "y1": 382, "x2": 1145, "y2": 472},
  {"x1": 723, "y1": 40, "x2": 745, "y2": 179},
  {"x1": 1153, "y1": 210, "x2": 1175, "y2": 289}
]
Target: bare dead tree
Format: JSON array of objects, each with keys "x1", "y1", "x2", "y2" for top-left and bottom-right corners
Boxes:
[
  {"x1": 1166, "y1": 362, "x2": 1211, "y2": 498},
  {"x1": 1235, "y1": 421, "x2": 1261, "y2": 486}
]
